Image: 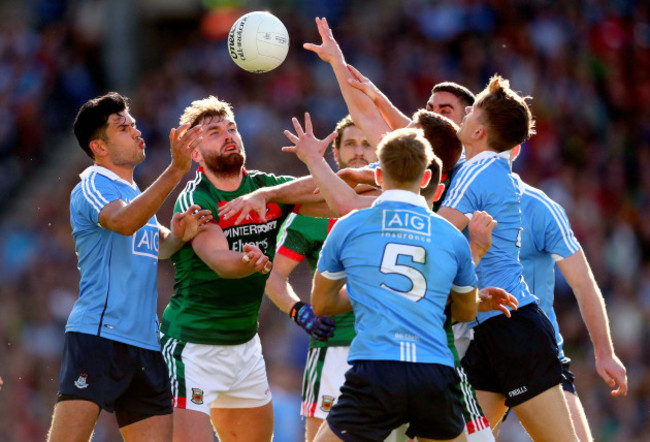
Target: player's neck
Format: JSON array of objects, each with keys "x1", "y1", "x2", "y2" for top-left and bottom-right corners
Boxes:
[
  {"x1": 463, "y1": 141, "x2": 491, "y2": 161},
  {"x1": 203, "y1": 166, "x2": 244, "y2": 191},
  {"x1": 95, "y1": 161, "x2": 135, "y2": 184}
]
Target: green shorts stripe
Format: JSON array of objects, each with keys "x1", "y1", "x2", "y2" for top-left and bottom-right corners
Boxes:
[{"x1": 161, "y1": 334, "x2": 187, "y2": 408}]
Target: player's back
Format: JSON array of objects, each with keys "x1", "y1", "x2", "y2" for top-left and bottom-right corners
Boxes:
[
  {"x1": 319, "y1": 190, "x2": 477, "y2": 368},
  {"x1": 517, "y1": 175, "x2": 580, "y2": 358}
]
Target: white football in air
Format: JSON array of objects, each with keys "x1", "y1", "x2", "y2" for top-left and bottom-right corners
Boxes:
[{"x1": 228, "y1": 11, "x2": 289, "y2": 73}]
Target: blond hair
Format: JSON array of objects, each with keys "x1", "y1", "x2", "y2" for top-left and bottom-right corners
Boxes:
[
  {"x1": 179, "y1": 96, "x2": 235, "y2": 127},
  {"x1": 378, "y1": 128, "x2": 437, "y2": 186}
]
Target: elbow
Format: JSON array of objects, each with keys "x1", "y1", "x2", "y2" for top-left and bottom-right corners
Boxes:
[{"x1": 312, "y1": 302, "x2": 325, "y2": 316}]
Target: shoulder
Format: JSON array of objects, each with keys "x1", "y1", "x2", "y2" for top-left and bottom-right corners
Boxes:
[
  {"x1": 72, "y1": 169, "x2": 119, "y2": 210},
  {"x1": 247, "y1": 169, "x2": 294, "y2": 185},
  {"x1": 176, "y1": 171, "x2": 213, "y2": 210},
  {"x1": 520, "y1": 181, "x2": 568, "y2": 221}
]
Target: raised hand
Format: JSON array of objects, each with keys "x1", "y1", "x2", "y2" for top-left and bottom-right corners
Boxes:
[
  {"x1": 169, "y1": 123, "x2": 204, "y2": 173},
  {"x1": 290, "y1": 301, "x2": 336, "y2": 341},
  {"x1": 171, "y1": 204, "x2": 213, "y2": 242},
  {"x1": 242, "y1": 243, "x2": 272, "y2": 274},
  {"x1": 282, "y1": 112, "x2": 337, "y2": 166},
  {"x1": 303, "y1": 17, "x2": 344, "y2": 64},
  {"x1": 478, "y1": 287, "x2": 518, "y2": 317},
  {"x1": 220, "y1": 192, "x2": 269, "y2": 225},
  {"x1": 346, "y1": 64, "x2": 380, "y2": 103}
]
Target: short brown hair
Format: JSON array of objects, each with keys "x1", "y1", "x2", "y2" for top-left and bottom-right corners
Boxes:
[
  {"x1": 377, "y1": 128, "x2": 437, "y2": 186},
  {"x1": 180, "y1": 96, "x2": 235, "y2": 127},
  {"x1": 332, "y1": 115, "x2": 356, "y2": 150},
  {"x1": 474, "y1": 75, "x2": 536, "y2": 152},
  {"x1": 412, "y1": 110, "x2": 461, "y2": 174},
  {"x1": 432, "y1": 82, "x2": 475, "y2": 108}
]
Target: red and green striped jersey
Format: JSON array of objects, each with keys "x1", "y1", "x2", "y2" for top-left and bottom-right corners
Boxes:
[
  {"x1": 161, "y1": 168, "x2": 294, "y2": 345},
  {"x1": 276, "y1": 213, "x2": 355, "y2": 348}
]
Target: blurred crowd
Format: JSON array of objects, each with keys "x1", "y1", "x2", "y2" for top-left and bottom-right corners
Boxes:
[{"x1": 1, "y1": 0, "x2": 649, "y2": 440}]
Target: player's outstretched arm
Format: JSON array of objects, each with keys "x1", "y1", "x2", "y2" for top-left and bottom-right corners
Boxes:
[
  {"x1": 557, "y1": 250, "x2": 628, "y2": 396},
  {"x1": 311, "y1": 272, "x2": 350, "y2": 316},
  {"x1": 283, "y1": 113, "x2": 377, "y2": 217},
  {"x1": 98, "y1": 124, "x2": 204, "y2": 235},
  {"x1": 304, "y1": 17, "x2": 390, "y2": 148},
  {"x1": 192, "y1": 223, "x2": 272, "y2": 278},
  {"x1": 158, "y1": 204, "x2": 213, "y2": 259},
  {"x1": 346, "y1": 64, "x2": 411, "y2": 131}
]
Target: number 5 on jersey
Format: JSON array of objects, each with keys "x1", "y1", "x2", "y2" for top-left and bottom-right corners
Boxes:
[{"x1": 380, "y1": 243, "x2": 427, "y2": 302}]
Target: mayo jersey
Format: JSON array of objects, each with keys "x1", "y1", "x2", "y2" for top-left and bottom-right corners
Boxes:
[
  {"x1": 162, "y1": 168, "x2": 295, "y2": 345},
  {"x1": 68, "y1": 165, "x2": 161, "y2": 351},
  {"x1": 516, "y1": 175, "x2": 581, "y2": 358},
  {"x1": 442, "y1": 151, "x2": 536, "y2": 326},
  {"x1": 318, "y1": 190, "x2": 478, "y2": 367}
]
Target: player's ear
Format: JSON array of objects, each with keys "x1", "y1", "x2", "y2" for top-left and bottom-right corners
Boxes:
[
  {"x1": 89, "y1": 139, "x2": 107, "y2": 158},
  {"x1": 420, "y1": 169, "x2": 432, "y2": 189},
  {"x1": 433, "y1": 183, "x2": 446, "y2": 202},
  {"x1": 192, "y1": 148, "x2": 202, "y2": 162},
  {"x1": 510, "y1": 144, "x2": 521, "y2": 162},
  {"x1": 374, "y1": 167, "x2": 383, "y2": 187}
]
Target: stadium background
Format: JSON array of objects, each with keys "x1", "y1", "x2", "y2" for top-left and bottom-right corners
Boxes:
[{"x1": 0, "y1": 0, "x2": 648, "y2": 440}]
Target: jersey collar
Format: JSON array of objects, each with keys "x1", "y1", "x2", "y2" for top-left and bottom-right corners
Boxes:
[
  {"x1": 373, "y1": 189, "x2": 430, "y2": 210},
  {"x1": 80, "y1": 165, "x2": 137, "y2": 190},
  {"x1": 465, "y1": 149, "x2": 510, "y2": 165}
]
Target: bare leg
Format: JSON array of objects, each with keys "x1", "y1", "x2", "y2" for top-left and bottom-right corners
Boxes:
[
  {"x1": 121, "y1": 413, "x2": 172, "y2": 442},
  {"x1": 513, "y1": 385, "x2": 578, "y2": 442},
  {"x1": 170, "y1": 408, "x2": 214, "y2": 442},
  {"x1": 211, "y1": 402, "x2": 274, "y2": 442},
  {"x1": 474, "y1": 391, "x2": 507, "y2": 430},
  {"x1": 314, "y1": 421, "x2": 343, "y2": 442},
  {"x1": 306, "y1": 416, "x2": 325, "y2": 442},
  {"x1": 564, "y1": 390, "x2": 593, "y2": 442},
  {"x1": 47, "y1": 399, "x2": 101, "y2": 442}
]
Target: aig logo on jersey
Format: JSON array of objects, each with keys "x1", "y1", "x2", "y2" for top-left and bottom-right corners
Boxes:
[
  {"x1": 382, "y1": 209, "x2": 431, "y2": 237},
  {"x1": 132, "y1": 223, "x2": 159, "y2": 259}
]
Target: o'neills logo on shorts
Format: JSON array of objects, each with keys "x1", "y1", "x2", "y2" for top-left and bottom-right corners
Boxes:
[{"x1": 508, "y1": 386, "x2": 528, "y2": 397}]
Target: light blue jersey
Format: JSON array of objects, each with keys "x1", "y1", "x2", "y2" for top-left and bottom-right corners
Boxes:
[
  {"x1": 442, "y1": 151, "x2": 536, "y2": 326},
  {"x1": 67, "y1": 166, "x2": 161, "y2": 351},
  {"x1": 317, "y1": 190, "x2": 478, "y2": 367},
  {"x1": 516, "y1": 175, "x2": 581, "y2": 359}
]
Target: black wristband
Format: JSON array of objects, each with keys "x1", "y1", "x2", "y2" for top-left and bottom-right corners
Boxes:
[{"x1": 289, "y1": 301, "x2": 306, "y2": 322}]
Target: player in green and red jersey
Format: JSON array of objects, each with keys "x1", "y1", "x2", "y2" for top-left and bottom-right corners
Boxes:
[
  {"x1": 159, "y1": 96, "x2": 335, "y2": 442},
  {"x1": 266, "y1": 115, "x2": 376, "y2": 442}
]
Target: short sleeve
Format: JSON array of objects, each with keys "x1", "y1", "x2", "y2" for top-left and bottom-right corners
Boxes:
[
  {"x1": 451, "y1": 236, "x2": 478, "y2": 292},
  {"x1": 74, "y1": 174, "x2": 123, "y2": 226},
  {"x1": 441, "y1": 165, "x2": 480, "y2": 216},
  {"x1": 317, "y1": 219, "x2": 347, "y2": 280},
  {"x1": 276, "y1": 215, "x2": 311, "y2": 262},
  {"x1": 538, "y1": 201, "x2": 581, "y2": 261}
]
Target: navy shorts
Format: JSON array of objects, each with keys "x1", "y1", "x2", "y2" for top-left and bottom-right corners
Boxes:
[
  {"x1": 326, "y1": 360, "x2": 465, "y2": 441},
  {"x1": 57, "y1": 332, "x2": 172, "y2": 427},
  {"x1": 461, "y1": 303, "x2": 563, "y2": 407}
]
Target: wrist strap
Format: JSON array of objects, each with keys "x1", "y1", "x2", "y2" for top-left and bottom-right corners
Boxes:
[{"x1": 289, "y1": 301, "x2": 306, "y2": 322}]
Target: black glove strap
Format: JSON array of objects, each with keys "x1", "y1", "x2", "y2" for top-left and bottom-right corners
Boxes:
[{"x1": 289, "y1": 301, "x2": 305, "y2": 322}]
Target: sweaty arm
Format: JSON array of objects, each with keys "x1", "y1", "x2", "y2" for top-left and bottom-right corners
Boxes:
[
  {"x1": 192, "y1": 223, "x2": 270, "y2": 278},
  {"x1": 311, "y1": 271, "x2": 350, "y2": 316},
  {"x1": 304, "y1": 17, "x2": 390, "y2": 147},
  {"x1": 346, "y1": 64, "x2": 411, "y2": 130},
  {"x1": 98, "y1": 124, "x2": 203, "y2": 235},
  {"x1": 558, "y1": 250, "x2": 628, "y2": 396},
  {"x1": 265, "y1": 254, "x2": 303, "y2": 314},
  {"x1": 450, "y1": 287, "x2": 479, "y2": 323}
]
